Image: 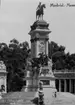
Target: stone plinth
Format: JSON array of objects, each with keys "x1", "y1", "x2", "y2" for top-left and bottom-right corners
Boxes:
[
  {"x1": 0, "y1": 61, "x2": 7, "y2": 93},
  {"x1": 39, "y1": 60, "x2": 55, "y2": 89}
]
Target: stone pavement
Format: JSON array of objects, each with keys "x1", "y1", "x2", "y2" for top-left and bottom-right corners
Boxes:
[
  {"x1": 0, "y1": 91, "x2": 75, "y2": 105},
  {"x1": 43, "y1": 88, "x2": 75, "y2": 105},
  {"x1": 51, "y1": 92, "x2": 75, "y2": 105}
]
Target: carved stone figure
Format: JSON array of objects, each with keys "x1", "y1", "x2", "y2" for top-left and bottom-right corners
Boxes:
[{"x1": 0, "y1": 61, "x2": 6, "y2": 70}]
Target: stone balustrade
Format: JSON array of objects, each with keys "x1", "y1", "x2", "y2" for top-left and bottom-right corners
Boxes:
[
  {"x1": 53, "y1": 69, "x2": 75, "y2": 94},
  {"x1": 54, "y1": 69, "x2": 75, "y2": 74}
]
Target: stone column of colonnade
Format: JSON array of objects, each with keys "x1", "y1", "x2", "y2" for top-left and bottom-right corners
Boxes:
[
  {"x1": 58, "y1": 79, "x2": 75, "y2": 93},
  {"x1": 59, "y1": 79, "x2": 61, "y2": 92},
  {"x1": 71, "y1": 79, "x2": 75, "y2": 94},
  {"x1": 71, "y1": 79, "x2": 73, "y2": 93},
  {"x1": 58, "y1": 79, "x2": 67, "y2": 92},
  {"x1": 74, "y1": 80, "x2": 75, "y2": 94},
  {"x1": 69, "y1": 79, "x2": 72, "y2": 93},
  {"x1": 59, "y1": 79, "x2": 73, "y2": 93},
  {"x1": 64, "y1": 79, "x2": 71, "y2": 92},
  {"x1": 74, "y1": 79, "x2": 75, "y2": 94},
  {"x1": 64, "y1": 79, "x2": 67, "y2": 92}
]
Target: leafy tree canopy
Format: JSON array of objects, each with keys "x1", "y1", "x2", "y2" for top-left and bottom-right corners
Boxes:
[
  {"x1": 0, "y1": 39, "x2": 30, "y2": 92},
  {"x1": 49, "y1": 41, "x2": 75, "y2": 70}
]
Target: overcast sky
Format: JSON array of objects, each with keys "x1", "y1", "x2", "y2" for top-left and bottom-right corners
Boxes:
[{"x1": 0, "y1": 0, "x2": 75, "y2": 54}]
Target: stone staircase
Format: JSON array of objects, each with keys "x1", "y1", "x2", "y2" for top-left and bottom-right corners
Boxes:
[{"x1": 0, "y1": 92, "x2": 37, "y2": 105}]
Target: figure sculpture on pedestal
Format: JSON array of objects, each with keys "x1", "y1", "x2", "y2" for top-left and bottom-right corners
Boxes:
[{"x1": 36, "y1": 2, "x2": 46, "y2": 20}]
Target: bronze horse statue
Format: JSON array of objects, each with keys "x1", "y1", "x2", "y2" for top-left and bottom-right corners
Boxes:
[{"x1": 36, "y1": 4, "x2": 46, "y2": 20}]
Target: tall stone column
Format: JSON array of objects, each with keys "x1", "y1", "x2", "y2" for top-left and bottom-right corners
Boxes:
[
  {"x1": 69, "y1": 79, "x2": 72, "y2": 93},
  {"x1": 59, "y1": 79, "x2": 61, "y2": 92},
  {"x1": 64, "y1": 79, "x2": 67, "y2": 92},
  {"x1": 45, "y1": 40, "x2": 48, "y2": 55}
]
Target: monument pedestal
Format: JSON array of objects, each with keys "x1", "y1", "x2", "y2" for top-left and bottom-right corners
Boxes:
[
  {"x1": 23, "y1": 19, "x2": 56, "y2": 93},
  {"x1": 24, "y1": 60, "x2": 56, "y2": 92},
  {"x1": 38, "y1": 60, "x2": 56, "y2": 88},
  {"x1": 24, "y1": 71, "x2": 38, "y2": 92}
]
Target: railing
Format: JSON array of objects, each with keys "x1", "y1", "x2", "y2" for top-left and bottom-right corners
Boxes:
[
  {"x1": 53, "y1": 69, "x2": 75, "y2": 73},
  {"x1": 39, "y1": 73, "x2": 50, "y2": 77}
]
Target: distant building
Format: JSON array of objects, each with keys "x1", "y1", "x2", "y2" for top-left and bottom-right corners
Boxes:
[{"x1": 54, "y1": 69, "x2": 75, "y2": 94}]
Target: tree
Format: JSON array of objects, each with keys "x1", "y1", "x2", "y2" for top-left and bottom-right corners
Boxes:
[
  {"x1": 0, "y1": 39, "x2": 75, "y2": 91},
  {"x1": 48, "y1": 41, "x2": 66, "y2": 70},
  {"x1": 0, "y1": 39, "x2": 30, "y2": 92}
]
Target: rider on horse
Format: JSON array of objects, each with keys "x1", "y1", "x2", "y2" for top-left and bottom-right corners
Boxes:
[
  {"x1": 36, "y1": 2, "x2": 46, "y2": 20},
  {"x1": 36, "y1": 2, "x2": 41, "y2": 11}
]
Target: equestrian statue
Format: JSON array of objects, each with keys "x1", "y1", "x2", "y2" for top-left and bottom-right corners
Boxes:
[{"x1": 36, "y1": 2, "x2": 46, "y2": 20}]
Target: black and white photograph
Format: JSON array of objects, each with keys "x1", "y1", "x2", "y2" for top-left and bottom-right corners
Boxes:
[{"x1": 0, "y1": 0, "x2": 75, "y2": 105}]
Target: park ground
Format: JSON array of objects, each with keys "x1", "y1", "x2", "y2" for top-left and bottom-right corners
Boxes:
[{"x1": 0, "y1": 89, "x2": 75, "y2": 105}]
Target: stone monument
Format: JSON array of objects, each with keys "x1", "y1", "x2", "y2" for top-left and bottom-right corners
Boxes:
[
  {"x1": 0, "y1": 61, "x2": 7, "y2": 93},
  {"x1": 25, "y1": 2, "x2": 56, "y2": 92}
]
